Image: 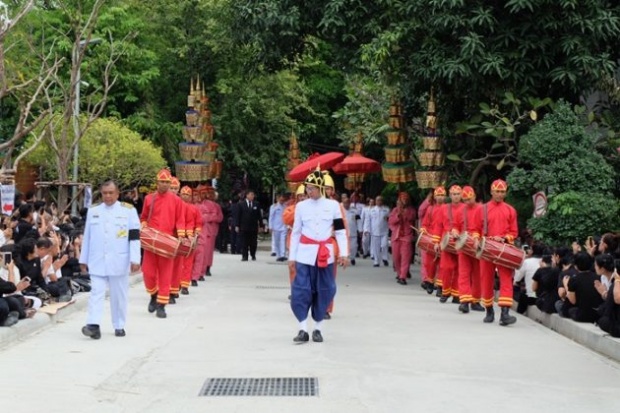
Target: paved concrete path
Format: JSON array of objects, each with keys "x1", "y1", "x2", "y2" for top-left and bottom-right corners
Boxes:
[{"x1": 1, "y1": 251, "x2": 620, "y2": 413}]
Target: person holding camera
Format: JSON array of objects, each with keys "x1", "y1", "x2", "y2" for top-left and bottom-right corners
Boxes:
[
  {"x1": 597, "y1": 259, "x2": 620, "y2": 337},
  {"x1": 563, "y1": 252, "x2": 604, "y2": 323}
]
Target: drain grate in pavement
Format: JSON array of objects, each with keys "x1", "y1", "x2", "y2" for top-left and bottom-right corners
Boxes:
[
  {"x1": 255, "y1": 285, "x2": 290, "y2": 290},
  {"x1": 199, "y1": 377, "x2": 318, "y2": 397}
]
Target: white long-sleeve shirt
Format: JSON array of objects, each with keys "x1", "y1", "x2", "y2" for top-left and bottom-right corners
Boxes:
[{"x1": 364, "y1": 205, "x2": 390, "y2": 236}]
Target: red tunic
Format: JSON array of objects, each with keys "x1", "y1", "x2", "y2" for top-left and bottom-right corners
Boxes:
[
  {"x1": 472, "y1": 200, "x2": 518, "y2": 243},
  {"x1": 439, "y1": 202, "x2": 465, "y2": 238},
  {"x1": 388, "y1": 206, "x2": 417, "y2": 242},
  {"x1": 421, "y1": 204, "x2": 443, "y2": 244},
  {"x1": 140, "y1": 191, "x2": 186, "y2": 237}
]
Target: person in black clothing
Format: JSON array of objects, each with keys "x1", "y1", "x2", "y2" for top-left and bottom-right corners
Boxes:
[
  {"x1": 13, "y1": 204, "x2": 39, "y2": 245},
  {"x1": 532, "y1": 251, "x2": 560, "y2": 313},
  {"x1": 229, "y1": 197, "x2": 240, "y2": 254},
  {"x1": 0, "y1": 274, "x2": 31, "y2": 326},
  {"x1": 563, "y1": 252, "x2": 604, "y2": 323},
  {"x1": 597, "y1": 259, "x2": 620, "y2": 337},
  {"x1": 15, "y1": 238, "x2": 48, "y2": 300},
  {"x1": 555, "y1": 248, "x2": 577, "y2": 316},
  {"x1": 235, "y1": 190, "x2": 262, "y2": 261}
]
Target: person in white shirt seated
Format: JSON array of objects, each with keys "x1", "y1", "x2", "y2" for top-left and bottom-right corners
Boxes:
[
  {"x1": 514, "y1": 242, "x2": 544, "y2": 314},
  {"x1": 36, "y1": 237, "x2": 71, "y2": 302}
]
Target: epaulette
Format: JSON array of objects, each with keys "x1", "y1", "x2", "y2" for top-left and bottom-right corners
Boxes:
[{"x1": 121, "y1": 202, "x2": 135, "y2": 209}]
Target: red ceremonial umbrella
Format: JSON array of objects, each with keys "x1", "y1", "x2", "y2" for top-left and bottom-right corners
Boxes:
[
  {"x1": 287, "y1": 152, "x2": 345, "y2": 181},
  {"x1": 332, "y1": 153, "x2": 381, "y2": 174}
]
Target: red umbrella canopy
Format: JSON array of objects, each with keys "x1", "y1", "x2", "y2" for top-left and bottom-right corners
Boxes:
[
  {"x1": 287, "y1": 152, "x2": 345, "y2": 181},
  {"x1": 332, "y1": 153, "x2": 381, "y2": 174}
]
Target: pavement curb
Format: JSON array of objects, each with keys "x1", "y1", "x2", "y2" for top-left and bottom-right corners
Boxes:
[
  {"x1": 0, "y1": 273, "x2": 144, "y2": 350},
  {"x1": 523, "y1": 305, "x2": 620, "y2": 362}
]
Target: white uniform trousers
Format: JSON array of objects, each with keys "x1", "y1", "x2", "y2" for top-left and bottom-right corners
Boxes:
[
  {"x1": 86, "y1": 275, "x2": 129, "y2": 330},
  {"x1": 348, "y1": 236, "x2": 358, "y2": 260},
  {"x1": 371, "y1": 235, "x2": 389, "y2": 265},
  {"x1": 274, "y1": 229, "x2": 288, "y2": 258},
  {"x1": 362, "y1": 232, "x2": 371, "y2": 256},
  {"x1": 271, "y1": 232, "x2": 277, "y2": 254}
]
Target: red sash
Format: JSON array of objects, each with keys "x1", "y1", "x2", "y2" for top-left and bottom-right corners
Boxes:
[{"x1": 300, "y1": 234, "x2": 330, "y2": 268}]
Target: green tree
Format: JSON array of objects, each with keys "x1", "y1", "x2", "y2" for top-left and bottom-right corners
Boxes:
[
  {"x1": 25, "y1": 116, "x2": 166, "y2": 191},
  {"x1": 508, "y1": 102, "x2": 619, "y2": 244}
]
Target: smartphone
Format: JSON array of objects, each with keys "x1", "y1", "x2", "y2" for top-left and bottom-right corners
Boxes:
[{"x1": 3, "y1": 252, "x2": 11, "y2": 265}]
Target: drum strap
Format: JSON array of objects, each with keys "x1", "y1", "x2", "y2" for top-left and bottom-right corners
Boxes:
[
  {"x1": 483, "y1": 204, "x2": 488, "y2": 236},
  {"x1": 448, "y1": 204, "x2": 453, "y2": 227},
  {"x1": 463, "y1": 208, "x2": 468, "y2": 231}
]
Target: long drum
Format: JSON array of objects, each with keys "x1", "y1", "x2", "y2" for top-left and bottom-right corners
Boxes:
[
  {"x1": 475, "y1": 237, "x2": 525, "y2": 270},
  {"x1": 440, "y1": 233, "x2": 458, "y2": 254},
  {"x1": 455, "y1": 232, "x2": 477, "y2": 258},
  {"x1": 416, "y1": 232, "x2": 438, "y2": 258},
  {"x1": 177, "y1": 236, "x2": 198, "y2": 257},
  {"x1": 140, "y1": 227, "x2": 180, "y2": 259}
]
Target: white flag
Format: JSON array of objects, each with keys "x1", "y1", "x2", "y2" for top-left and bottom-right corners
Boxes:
[{"x1": 0, "y1": 183, "x2": 16, "y2": 216}]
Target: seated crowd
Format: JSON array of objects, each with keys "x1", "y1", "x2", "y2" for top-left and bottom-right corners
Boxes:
[
  {"x1": 514, "y1": 233, "x2": 620, "y2": 337},
  {"x1": 0, "y1": 195, "x2": 88, "y2": 327}
]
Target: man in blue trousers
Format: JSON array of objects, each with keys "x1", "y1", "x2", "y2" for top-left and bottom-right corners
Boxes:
[{"x1": 288, "y1": 169, "x2": 349, "y2": 343}]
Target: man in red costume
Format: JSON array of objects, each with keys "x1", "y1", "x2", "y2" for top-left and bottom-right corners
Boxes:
[
  {"x1": 169, "y1": 177, "x2": 183, "y2": 303},
  {"x1": 179, "y1": 186, "x2": 202, "y2": 295},
  {"x1": 420, "y1": 186, "x2": 446, "y2": 295},
  {"x1": 140, "y1": 169, "x2": 186, "y2": 318},
  {"x1": 472, "y1": 179, "x2": 519, "y2": 326},
  {"x1": 437, "y1": 185, "x2": 464, "y2": 303},
  {"x1": 202, "y1": 186, "x2": 223, "y2": 276},
  {"x1": 454, "y1": 186, "x2": 484, "y2": 313},
  {"x1": 191, "y1": 186, "x2": 209, "y2": 285},
  {"x1": 389, "y1": 192, "x2": 417, "y2": 285}
]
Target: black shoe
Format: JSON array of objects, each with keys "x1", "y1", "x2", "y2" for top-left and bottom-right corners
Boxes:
[
  {"x1": 470, "y1": 303, "x2": 485, "y2": 312},
  {"x1": 171, "y1": 293, "x2": 179, "y2": 299},
  {"x1": 451, "y1": 297, "x2": 460, "y2": 304},
  {"x1": 312, "y1": 330, "x2": 323, "y2": 343},
  {"x1": 148, "y1": 294, "x2": 157, "y2": 313},
  {"x1": 407, "y1": 271, "x2": 412, "y2": 279},
  {"x1": 435, "y1": 287, "x2": 443, "y2": 297},
  {"x1": 351, "y1": 259, "x2": 356, "y2": 266},
  {"x1": 499, "y1": 307, "x2": 517, "y2": 326},
  {"x1": 383, "y1": 260, "x2": 389, "y2": 267},
  {"x1": 169, "y1": 295, "x2": 176, "y2": 305},
  {"x1": 199, "y1": 276, "x2": 206, "y2": 281},
  {"x1": 81, "y1": 324, "x2": 101, "y2": 340},
  {"x1": 324, "y1": 312, "x2": 331, "y2": 320},
  {"x1": 439, "y1": 295, "x2": 449, "y2": 303},
  {"x1": 293, "y1": 330, "x2": 309, "y2": 343},
  {"x1": 114, "y1": 329, "x2": 126, "y2": 337},
  {"x1": 251, "y1": 256, "x2": 256, "y2": 261},
  {"x1": 206, "y1": 267, "x2": 212, "y2": 276},
  {"x1": 424, "y1": 282, "x2": 435, "y2": 295},
  {"x1": 397, "y1": 278, "x2": 407, "y2": 285},
  {"x1": 363, "y1": 254, "x2": 370, "y2": 259},
  {"x1": 373, "y1": 264, "x2": 380, "y2": 268},
  {"x1": 181, "y1": 287, "x2": 189, "y2": 295},
  {"x1": 191, "y1": 280, "x2": 198, "y2": 287},
  {"x1": 483, "y1": 307, "x2": 495, "y2": 323},
  {"x1": 458, "y1": 303, "x2": 470, "y2": 313},
  {"x1": 241, "y1": 257, "x2": 248, "y2": 262},
  {"x1": 156, "y1": 304, "x2": 167, "y2": 319},
  {"x1": 271, "y1": 252, "x2": 277, "y2": 257}
]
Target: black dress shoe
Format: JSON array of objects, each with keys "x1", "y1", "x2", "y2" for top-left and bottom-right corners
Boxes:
[
  {"x1": 373, "y1": 264, "x2": 380, "y2": 268},
  {"x1": 156, "y1": 304, "x2": 167, "y2": 319},
  {"x1": 351, "y1": 259, "x2": 356, "y2": 266},
  {"x1": 363, "y1": 254, "x2": 369, "y2": 259},
  {"x1": 115, "y1": 329, "x2": 126, "y2": 337},
  {"x1": 425, "y1": 282, "x2": 435, "y2": 295},
  {"x1": 435, "y1": 287, "x2": 443, "y2": 297},
  {"x1": 499, "y1": 307, "x2": 517, "y2": 326},
  {"x1": 312, "y1": 330, "x2": 323, "y2": 343},
  {"x1": 483, "y1": 307, "x2": 495, "y2": 323},
  {"x1": 439, "y1": 295, "x2": 449, "y2": 303},
  {"x1": 199, "y1": 275, "x2": 206, "y2": 281},
  {"x1": 458, "y1": 303, "x2": 470, "y2": 313},
  {"x1": 383, "y1": 260, "x2": 389, "y2": 266},
  {"x1": 407, "y1": 271, "x2": 412, "y2": 279},
  {"x1": 169, "y1": 295, "x2": 176, "y2": 305},
  {"x1": 241, "y1": 257, "x2": 248, "y2": 262},
  {"x1": 293, "y1": 330, "x2": 309, "y2": 343},
  {"x1": 171, "y1": 293, "x2": 179, "y2": 299},
  {"x1": 81, "y1": 324, "x2": 101, "y2": 340},
  {"x1": 451, "y1": 296, "x2": 460, "y2": 304},
  {"x1": 324, "y1": 312, "x2": 331, "y2": 320},
  {"x1": 397, "y1": 278, "x2": 407, "y2": 285},
  {"x1": 191, "y1": 280, "x2": 198, "y2": 287},
  {"x1": 206, "y1": 267, "x2": 212, "y2": 276},
  {"x1": 148, "y1": 295, "x2": 157, "y2": 313},
  {"x1": 181, "y1": 287, "x2": 189, "y2": 295},
  {"x1": 470, "y1": 303, "x2": 485, "y2": 312},
  {"x1": 251, "y1": 256, "x2": 256, "y2": 261},
  {"x1": 270, "y1": 252, "x2": 277, "y2": 257}
]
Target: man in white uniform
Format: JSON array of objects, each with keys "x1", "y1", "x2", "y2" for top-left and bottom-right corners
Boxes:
[
  {"x1": 365, "y1": 195, "x2": 390, "y2": 267},
  {"x1": 80, "y1": 180, "x2": 141, "y2": 339},
  {"x1": 288, "y1": 169, "x2": 348, "y2": 343},
  {"x1": 269, "y1": 194, "x2": 288, "y2": 261},
  {"x1": 360, "y1": 198, "x2": 374, "y2": 258},
  {"x1": 343, "y1": 197, "x2": 358, "y2": 266}
]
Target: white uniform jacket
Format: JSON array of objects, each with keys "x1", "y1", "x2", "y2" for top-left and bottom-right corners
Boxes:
[
  {"x1": 80, "y1": 201, "x2": 141, "y2": 277},
  {"x1": 364, "y1": 205, "x2": 390, "y2": 236},
  {"x1": 344, "y1": 207, "x2": 358, "y2": 235},
  {"x1": 289, "y1": 197, "x2": 348, "y2": 266}
]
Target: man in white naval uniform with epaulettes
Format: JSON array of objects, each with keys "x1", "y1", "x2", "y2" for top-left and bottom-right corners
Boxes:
[
  {"x1": 80, "y1": 180, "x2": 141, "y2": 339},
  {"x1": 343, "y1": 197, "x2": 358, "y2": 266},
  {"x1": 288, "y1": 169, "x2": 348, "y2": 344},
  {"x1": 364, "y1": 195, "x2": 390, "y2": 268}
]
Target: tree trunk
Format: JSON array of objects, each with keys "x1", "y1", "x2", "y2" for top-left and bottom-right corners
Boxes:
[{"x1": 57, "y1": 155, "x2": 69, "y2": 213}]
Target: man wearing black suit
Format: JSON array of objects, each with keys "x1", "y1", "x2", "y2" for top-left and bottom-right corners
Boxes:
[{"x1": 235, "y1": 190, "x2": 262, "y2": 261}]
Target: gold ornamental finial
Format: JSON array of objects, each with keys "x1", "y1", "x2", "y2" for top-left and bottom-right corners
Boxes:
[{"x1": 428, "y1": 88, "x2": 436, "y2": 113}]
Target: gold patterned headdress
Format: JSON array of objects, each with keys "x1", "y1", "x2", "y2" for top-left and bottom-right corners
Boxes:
[{"x1": 304, "y1": 166, "x2": 326, "y2": 197}]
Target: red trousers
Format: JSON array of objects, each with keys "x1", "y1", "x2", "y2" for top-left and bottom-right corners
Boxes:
[
  {"x1": 479, "y1": 260, "x2": 514, "y2": 308},
  {"x1": 392, "y1": 239, "x2": 412, "y2": 279},
  {"x1": 181, "y1": 252, "x2": 196, "y2": 289},
  {"x1": 142, "y1": 250, "x2": 174, "y2": 305},
  {"x1": 192, "y1": 232, "x2": 207, "y2": 280},
  {"x1": 457, "y1": 253, "x2": 481, "y2": 304},
  {"x1": 423, "y1": 251, "x2": 439, "y2": 285},
  {"x1": 171, "y1": 254, "x2": 184, "y2": 295},
  {"x1": 439, "y1": 251, "x2": 458, "y2": 297}
]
